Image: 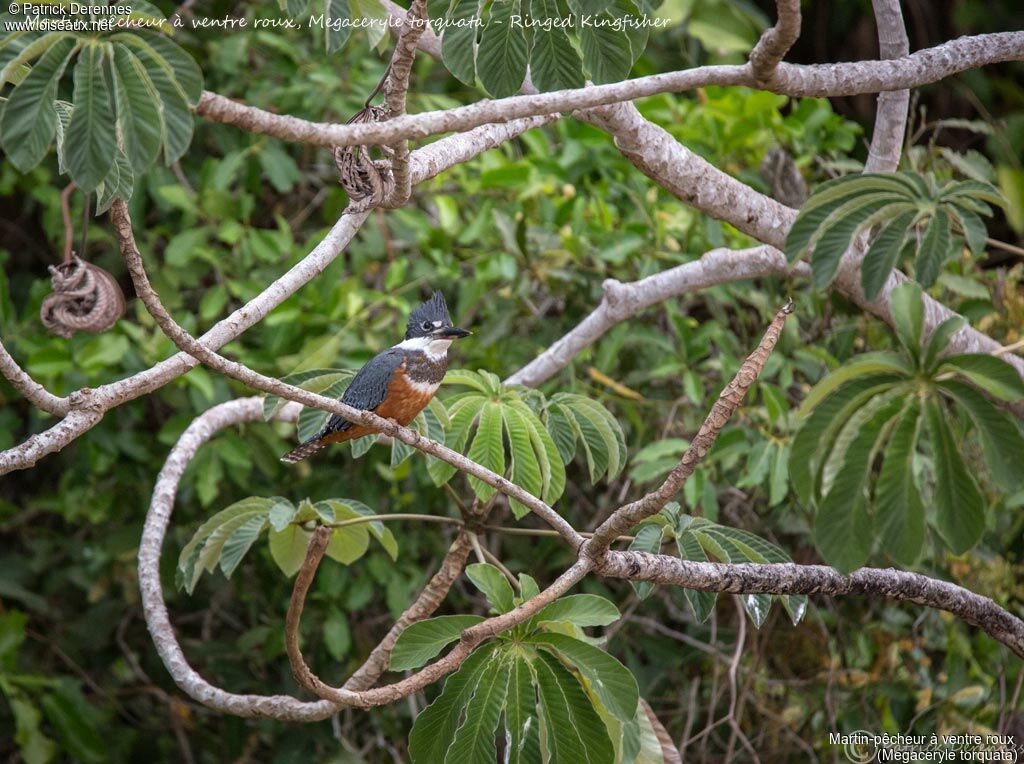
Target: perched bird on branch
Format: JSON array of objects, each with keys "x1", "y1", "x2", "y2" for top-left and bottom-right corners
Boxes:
[{"x1": 281, "y1": 291, "x2": 471, "y2": 463}]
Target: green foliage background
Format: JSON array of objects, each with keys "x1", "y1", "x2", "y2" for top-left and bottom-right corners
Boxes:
[{"x1": 1, "y1": 0, "x2": 1023, "y2": 760}]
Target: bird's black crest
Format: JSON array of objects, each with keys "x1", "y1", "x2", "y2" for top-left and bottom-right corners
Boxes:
[{"x1": 405, "y1": 291, "x2": 452, "y2": 339}]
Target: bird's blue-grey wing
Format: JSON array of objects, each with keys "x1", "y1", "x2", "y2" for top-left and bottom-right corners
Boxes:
[{"x1": 322, "y1": 349, "x2": 405, "y2": 434}]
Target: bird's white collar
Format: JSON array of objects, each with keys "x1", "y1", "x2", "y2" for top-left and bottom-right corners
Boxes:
[{"x1": 395, "y1": 336, "x2": 452, "y2": 361}]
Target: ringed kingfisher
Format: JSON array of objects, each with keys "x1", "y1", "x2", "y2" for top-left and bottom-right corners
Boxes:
[{"x1": 281, "y1": 291, "x2": 471, "y2": 463}]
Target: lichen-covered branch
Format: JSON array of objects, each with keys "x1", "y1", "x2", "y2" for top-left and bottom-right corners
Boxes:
[
  {"x1": 748, "y1": 0, "x2": 801, "y2": 82},
  {"x1": 195, "y1": 32, "x2": 1024, "y2": 150},
  {"x1": 381, "y1": 0, "x2": 428, "y2": 206},
  {"x1": 595, "y1": 553, "x2": 1024, "y2": 658},
  {"x1": 583, "y1": 300, "x2": 794, "y2": 555}
]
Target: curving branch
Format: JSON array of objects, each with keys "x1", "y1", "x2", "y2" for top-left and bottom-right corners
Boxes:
[
  {"x1": 584, "y1": 300, "x2": 794, "y2": 556},
  {"x1": 195, "y1": 32, "x2": 1024, "y2": 150},
  {"x1": 748, "y1": 0, "x2": 801, "y2": 82},
  {"x1": 506, "y1": 246, "x2": 809, "y2": 388},
  {"x1": 595, "y1": 553, "x2": 1024, "y2": 658},
  {"x1": 0, "y1": 116, "x2": 554, "y2": 476},
  {"x1": 863, "y1": 0, "x2": 910, "y2": 173}
]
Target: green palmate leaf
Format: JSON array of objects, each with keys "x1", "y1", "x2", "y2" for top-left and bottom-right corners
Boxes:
[
  {"x1": 516, "y1": 402, "x2": 566, "y2": 502},
  {"x1": 947, "y1": 202, "x2": 989, "y2": 256},
  {"x1": 1, "y1": 35, "x2": 77, "y2": 172},
  {"x1": 467, "y1": 401, "x2": 505, "y2": 501},
  {"x1": 814, "y1": 396, "x2": 906, "y2": 573},
  {"x1": 536, "y1": 650, "x2": 615, "y2": 764},
  {"x1": 344, "y1": 498, "x2": 399, "y2": 559},
  {"x1": 938, "y1": 353, "x2": 1024, "y2": 401},
  {"x1": 441, "y1": 0, "x2": 480, "y2": 85},
  {"x1": 110, "y1": 43, "x2": 162, "y2": 170},
  {"x1": 443, "y1": 369, "x2": 493, "y2": 392},
  {"x1": 503, "y1": 406, "x2": 544, "y2": 518},
  {"x1": 786, "y1": 174, "x2": 918, "y2": 259},
  {"x1": 506, "y1": 653, "x2": 542, "y2": 764},
  {"x1": 476, "y1": 0, "x2": 527, "y2": 97},
  {"x1": 324, "y1": 0, "x2": 352, "y2": 52},
  {"x1": 790, "y1": 374, "x2": 903, "y2": 502},
  {"x1": 132, "y1": 31, "x2": 202, "y2": 105},
  {"x1": 819, "y1": 386, "x2": 906, "y2": 498},
  {"x1": 941, "y1": 179, "x2": 1006, "y2": 208},
  {"x1": 268, "y1": 523, "x2": 312, "y2": 577},
  {"x1": 429, "y1": 394, "x2": 486, "y2": 485},
  {"x1": 546, "y1": 404, "x2": 578, "y2": 464},
  {"x1": 0, "y1": 31, "x2": 66, "y2": 88},
  {"x1": 528, "y1": 0, "x2": 584, "y2": 90},
  {"x1": 675, "y1": 530, "x2": 716, "y2": 623},
  {"x1": 861, "y1": 210, "x2": 915, "y2": 300},
  {"x1": 534, "y1": 594, "x2": 620, "y2": 628},
  {"x1": 552, "y1": 394, "x2": 624, "y2": 481},
  {"x1": 915, "y1": 209, "x2": 953, "y2": 287},
  {"x1": 95, "y1": 146, "x2": 134, "y2": 212},
  {"x1": 390, "y1": 615, "x2": 485, "y2": 671},
  {"x1": 264, "y1": 369, "x2": 353, "y2": 419},
  {"x1": 810, "y1": 195, "x2": 908, "y2": 290},
  {"x1": 921, "y1": 316, "x2": 967, "y2": 372},
  {"x1": 627, "y1": 524, "x2": 663, "y2": 601},
  {"x1": 924, "y1": 398, "x2": 985, "y2": 554},
  {"x1": 445, "y1": 652, "x2": 511, "y2": 763},
  {"x1": 797, "y1": 352, "x2": 912, "y2": 416},
  {"x1": 530, "y1": 633, "x2": 639, "y2": 722},
  {"x1": 218, "y1": 515, "x2": 267, "y2": 577},
  {"x1": 889, "y1": 282, "x2": 925, "y2": 362},
  {"x1": 579, "y1": 11, "x2": 633, "y2": 84},
  {"x1": 177, "y1": 496, "x2": 278, "y2": 592},
  {"x1": 119, "y1": 39, "x2": 192, "y2": 163},
  {"x1": 409, "y1": 643, "x2": 499, "y2": 764},
  {"x1": 317, "y1": 501, "x2": 370, "y2": 564},
  {"x1": 874, "y1": 399, "x2": 924, "y2": 565},
  {"x1": 939, "y1": 380, "x2": 1024, "y2": 492},
  {"x1": 466, "y1": 563, "x2": 515, "y2": 614},
  {"x1": 65, "y1": 43, "x2": 116, "y2": 192},
  {"x1": 784, "y1": 175, "x2": 859, "y2": 261}
]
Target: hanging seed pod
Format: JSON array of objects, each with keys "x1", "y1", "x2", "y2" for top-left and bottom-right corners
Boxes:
[
  {"x1": 334, "y1": 104, "x2": 393, "y2": 211},
  {"x1": 40, "y1": 256, "x2": 126, "y2": 338}
]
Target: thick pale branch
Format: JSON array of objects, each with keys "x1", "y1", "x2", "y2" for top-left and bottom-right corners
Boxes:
[
  {"x1": 748, "y1": 0, "x2": 801, "y2": 82},
  {"x1": 584, "y1": 301, "x2": 793, "y2": 555},
  {"x1": 0, "y1": 338, "x2": 69, "y2": 416},
  {"x1": 506, "y1": 246, "x2": 808, "y2": 388},
  {"x1": 863, "y1": 0, "x2": 910, "y2": 173},
  {"x1": 381, "y1": 0, "x2": 428, "y2": 206},
  {"x1": 596, "y1": 553, "x2": 1024, "y2": 658},
  {"x1": 195, "y1": 32, "x2": 1024, "y2": 150}
]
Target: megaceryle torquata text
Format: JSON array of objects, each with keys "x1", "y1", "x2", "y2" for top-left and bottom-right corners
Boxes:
[{"x1": 281, "y1": 291, "x2": 470, "y2": 463}]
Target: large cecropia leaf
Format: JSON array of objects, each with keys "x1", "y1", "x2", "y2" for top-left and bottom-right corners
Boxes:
[
  {"x1": 0, "y1": 15, "x2": 201, "y2": 196},
  {"x1": 785, "y1": 172, "x2": 1005, "y2": 299},
  {"x1": 792, "y1": 281, "x2": 1024, "y2": 569}
]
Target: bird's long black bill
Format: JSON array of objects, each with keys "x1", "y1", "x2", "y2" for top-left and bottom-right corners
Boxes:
[{"x1": 440, "y1": 327, "x2": 472, "y2": 338}]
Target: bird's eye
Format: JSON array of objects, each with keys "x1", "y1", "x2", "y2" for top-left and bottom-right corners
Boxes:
[{"x1": 421, "y1": 321, "x2": 432, "y2": 331}]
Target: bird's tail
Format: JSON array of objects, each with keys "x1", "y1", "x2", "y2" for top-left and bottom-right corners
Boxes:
[{"x1": 280, "y1": 435, "x2": 329, "y2": 464}]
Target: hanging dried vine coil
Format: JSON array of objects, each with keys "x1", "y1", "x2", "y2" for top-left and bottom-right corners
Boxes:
[{"x1": 40, "y1": 256, "x2": 125, "y2": 338}]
